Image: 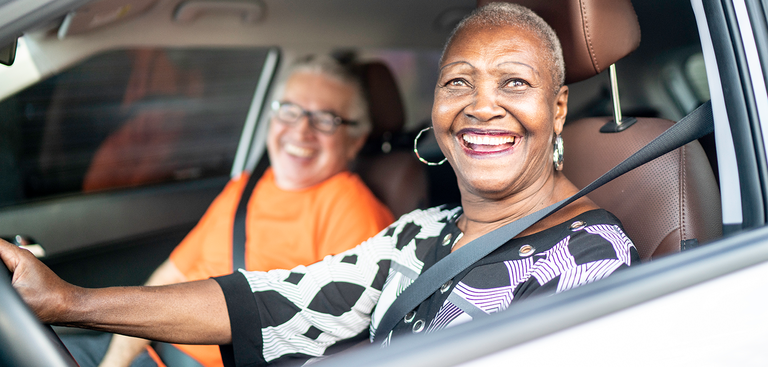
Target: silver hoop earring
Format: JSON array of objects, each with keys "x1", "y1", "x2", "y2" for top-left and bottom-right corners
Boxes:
[
  {"x1": 553, "y1": 134, "x2": 564, "y2": 171},
  {"x1": 414, "y1": 127, "x2": 447, "y2": 166}
]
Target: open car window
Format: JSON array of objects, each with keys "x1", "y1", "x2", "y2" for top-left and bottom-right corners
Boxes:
[{"x1": 0, "y1": 46, "x2": 270, "y2": 207}]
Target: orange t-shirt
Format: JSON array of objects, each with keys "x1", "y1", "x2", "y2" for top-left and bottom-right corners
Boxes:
[{"x1": 168, "y1": 168, "x2": 393, "y2": 367}]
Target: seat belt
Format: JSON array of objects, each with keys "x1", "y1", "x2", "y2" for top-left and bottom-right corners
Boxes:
[
  {"x1": 232, "y1": 154, "x2": 270, "y2": 271},
  {"x1": 373, "y1": 101, "x2": 714, "y2": 342}
]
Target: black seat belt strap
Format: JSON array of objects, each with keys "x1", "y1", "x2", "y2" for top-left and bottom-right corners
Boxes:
[
  {"x1": 373, "y1": 101, "x2": 714, "y2": 342},
  {"x1": 232, "y1": 154, "x2": 270, "y2": 271}
]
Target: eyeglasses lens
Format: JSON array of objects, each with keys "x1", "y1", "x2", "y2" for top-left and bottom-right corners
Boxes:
[
  {"x1": 278, "y1": 104, "x2": 303, "y2": 123},
  {"x1": 274, "y1": 102, "x2": 340, "y2": 133},
  {"x1": 311, "y1": 112, "x2": 337, "y2": 132}
]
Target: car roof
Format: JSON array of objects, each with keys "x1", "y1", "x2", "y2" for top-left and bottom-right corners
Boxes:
[
  {"x1": 0, "y1": 0, "x2": 473, "y2": 52},
  {"x1": 0, "y1": 0, "x2": 695, "y2": 68}
]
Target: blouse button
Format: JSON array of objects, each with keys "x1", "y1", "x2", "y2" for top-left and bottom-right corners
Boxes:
[
  {"x1": 518, "y1": 244, "x2": 535, "y2": 257},
  {"x1": 440, "y1": 280, "x2": 452, "y2": 294},
  {"x1": 404, "y1": 310, "x2": 416, "y2": 324},
  {"x1": 570, "y1": 220, "x2": 587, "y2": 231},
  {"x1": 412, "y1": 319, "x2": 425, "y2": 333},
  {"x1": 442, "y1": 233, "x2": 453, "y2": 246}
]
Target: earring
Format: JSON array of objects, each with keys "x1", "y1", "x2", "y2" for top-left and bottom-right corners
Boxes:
[
  {"x1": 553, "y1": 134, "x2": 564, "y2": 171},
  {"x1": 414, "y1": 127, "x2": 447, "y2": 166}
]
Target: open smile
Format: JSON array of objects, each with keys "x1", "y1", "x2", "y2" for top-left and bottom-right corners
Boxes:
[
  {"x1": 284, "y1": 143, "x2": 316, "y2": 158},
  {"x1": 457, "y1": 129, "x2": 520, "y2": 155}
]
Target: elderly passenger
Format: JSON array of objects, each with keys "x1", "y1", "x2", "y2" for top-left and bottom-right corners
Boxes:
[
  {"x1": 0, "y1": 3, "x2": 639, "y2": 367},
  {"x1": 66, "y1": 56, "x2": 393, "y2": 367}
]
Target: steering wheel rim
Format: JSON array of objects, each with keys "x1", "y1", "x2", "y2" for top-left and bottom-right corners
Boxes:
[{"x1": 0, "y1": 266, "x2": 79, "y2": 367}]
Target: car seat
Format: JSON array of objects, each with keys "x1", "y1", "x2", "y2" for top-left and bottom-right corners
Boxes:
[
  {"x1": 479, "y1": 0, "x2": 722, "y2": 260},
  {"x1": 353, "y1": 61, "x2": 428, "y2": 219}
]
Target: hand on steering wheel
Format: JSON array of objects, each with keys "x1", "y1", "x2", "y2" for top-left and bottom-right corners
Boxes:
[{"x1": 0, "y1": 239, "x2": 79, "y2": 367}]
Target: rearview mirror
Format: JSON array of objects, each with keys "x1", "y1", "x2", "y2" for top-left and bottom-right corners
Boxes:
[{"x1": 0, "y1": 38, "x2": 18, "y2": 66}]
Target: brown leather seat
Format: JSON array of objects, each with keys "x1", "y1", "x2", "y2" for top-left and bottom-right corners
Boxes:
[
  {"x1": 562, "y1": 118, "x2": 721, "y2": 260},
  {"x1": 479, "y1": 0, "x2": 722, "y2": 260},
  {"x1": 354, "y1": 61, "x2": 428, "y2": 219}
]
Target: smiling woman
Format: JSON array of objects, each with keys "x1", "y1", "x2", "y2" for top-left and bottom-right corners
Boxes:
[
  {"x1": 432, "y1": 4, "x2": 579, "y2": 244},
  {"x1": 0, "y1": 3, "x2": 640, "y2": 367}
]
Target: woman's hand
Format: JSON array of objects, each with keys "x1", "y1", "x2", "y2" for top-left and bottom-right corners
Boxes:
[
  {"x1": 0, "y1": 238, "x2": 231, "y2": 344},
  {"x1": 0, "y1": 238, "x2": 79, "y2": 324}
]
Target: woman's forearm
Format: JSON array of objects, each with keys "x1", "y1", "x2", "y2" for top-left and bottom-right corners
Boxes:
[
  {"x1": 60, "y1": 279, "x2": 231, "y2": 345},
  {"x1": 2, "y1": 239, "x2": 231, "y2": 345},
  {"x1": 99, "y1": 259, "x2": 192, "y2": 367}
]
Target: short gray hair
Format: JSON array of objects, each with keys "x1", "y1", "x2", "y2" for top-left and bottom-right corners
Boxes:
[
  {"x1": 272, "y1": 55, "x2": 371, "y2": 137},
  {"x1": 441, "y1": 2, "x2": 566, "y2": 93}
]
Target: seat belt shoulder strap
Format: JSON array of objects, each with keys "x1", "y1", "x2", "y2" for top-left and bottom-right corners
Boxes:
[{"x1": 232, "y1": 154, "x2": 270, "y2": 271}]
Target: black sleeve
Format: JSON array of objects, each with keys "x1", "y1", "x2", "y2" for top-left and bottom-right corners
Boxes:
[{"x1": 214, "y1": 272, "x2": 266, "y2": 367}]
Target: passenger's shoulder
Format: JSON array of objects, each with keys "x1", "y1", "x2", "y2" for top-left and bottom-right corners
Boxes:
[
  {"x1": 391, "y1": 203, "x2": 462, "y2": 226},
  {"x1": 572, "y1": 208, "x2": 623, "y2": 227},
  {"x1": 564, "y1": 209, "x2": 638, "y2": 264},
  {"x1": 368, "y1": 204, "x2": 462, "y2": 250}
]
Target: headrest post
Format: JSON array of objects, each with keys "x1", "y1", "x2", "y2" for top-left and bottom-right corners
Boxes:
[
  {"x1": 599, "y1": 64, "x2": 638, "y2": 133},
  {"x1": 609, "y1": 64, "x2": 623, "y2": 126}
]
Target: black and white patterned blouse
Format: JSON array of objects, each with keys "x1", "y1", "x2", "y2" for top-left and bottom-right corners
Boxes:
[{"x1": 214, "y1": 205, "x2": 639, "y2": 366}]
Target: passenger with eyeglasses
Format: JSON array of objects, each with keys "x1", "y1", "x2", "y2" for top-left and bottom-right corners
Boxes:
[
  {"x1": 270, "y1": 100, "x2": 358, "y2": 134},
  {"x1": 59, "y1": 56, "x2": 394, "y2": 367}
]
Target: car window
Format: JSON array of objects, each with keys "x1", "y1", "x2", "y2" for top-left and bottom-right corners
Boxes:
[
  {"x1": 661, "y1": 49, "x2": 710, "y2": 117},
  {"x1": 685, "y1": 52, "x2": 710, "y2": 102},
  {"x1": 0, "y1": 47, "x2": 269, "y2": 207}
]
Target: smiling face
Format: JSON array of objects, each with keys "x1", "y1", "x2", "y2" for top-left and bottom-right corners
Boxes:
[
  {"x1": 433, "y1": 24, "x2": 568, "y2": 201},
  {"x1": 267, "y1": 72, "x2": 366, "y2": 190}
]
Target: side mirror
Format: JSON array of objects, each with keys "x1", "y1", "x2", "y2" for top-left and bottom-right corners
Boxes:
[{"x1": 0, "y1": 38, "x2": 18, "y2": 66}]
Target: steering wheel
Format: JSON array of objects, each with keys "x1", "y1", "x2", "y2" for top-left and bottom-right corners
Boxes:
[{"x1": 0, "y1": 266, "x2": 79, "y2": 367}]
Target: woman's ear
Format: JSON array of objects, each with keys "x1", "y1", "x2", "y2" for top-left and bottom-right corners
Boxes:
[{"x1": 553, "y1": 85, "x2": 569, "y2": 135}]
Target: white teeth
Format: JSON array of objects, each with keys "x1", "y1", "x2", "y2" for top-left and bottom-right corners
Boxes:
[
  {"x1": 462, "y1": 134, "x2": 515, "y2": 146},
  {"x1": 284, "y1": 144, "x2": 315, "y2": 158}
]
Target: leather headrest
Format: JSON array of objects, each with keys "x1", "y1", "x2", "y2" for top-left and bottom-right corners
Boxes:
[
  {"x1": 358, "y1": 61, "x2": 406, "y2": 138},
  {"x1": 476, "y1": 0, "x2": 641, "y2": 84}
]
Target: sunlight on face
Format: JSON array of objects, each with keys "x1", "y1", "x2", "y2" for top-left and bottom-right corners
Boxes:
[{"x1": 432, "y1": 24, "x2": 568, "y2": 200}]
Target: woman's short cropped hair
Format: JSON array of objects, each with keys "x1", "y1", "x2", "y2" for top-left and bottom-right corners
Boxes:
[{"x1": 442, "y1": 2, "x2": 566, "y2": 94}]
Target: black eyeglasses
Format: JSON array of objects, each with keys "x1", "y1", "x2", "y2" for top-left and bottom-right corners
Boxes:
[{"x1": 271, "y1": 101, "x2": 357, "y2": 134}]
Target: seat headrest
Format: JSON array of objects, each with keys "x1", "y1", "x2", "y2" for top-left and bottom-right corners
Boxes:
[
  {"x1": 476, "y1": 0, "x2": 641, "y2": 84},
  {"x1": 358, "y1": 61, "x2": 406, "y2": 139}
]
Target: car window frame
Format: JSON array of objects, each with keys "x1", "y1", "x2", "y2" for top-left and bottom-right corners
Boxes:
[
  {"x1": 232, "y1": 47, "x2": 280, "y2": 177},
  {"x1": 706, "y1": 0, "x2": 768, "y2": 229}
]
